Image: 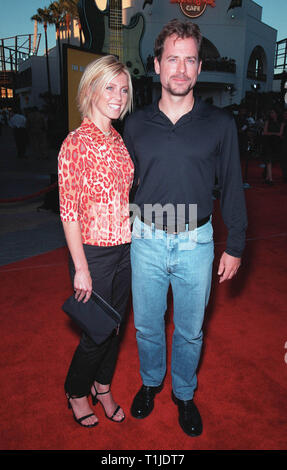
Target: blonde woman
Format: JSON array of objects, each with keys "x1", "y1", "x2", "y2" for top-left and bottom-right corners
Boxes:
[{"x1": 58, "y1": 55, "x2": 134, "y2": 427}]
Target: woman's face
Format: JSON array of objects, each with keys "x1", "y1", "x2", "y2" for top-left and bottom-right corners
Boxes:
[{"x1": 91, "y1": 72, "x2": 129, "y2": 123}]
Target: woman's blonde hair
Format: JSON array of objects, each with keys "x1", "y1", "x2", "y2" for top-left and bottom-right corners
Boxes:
[{"x1": 77, "y1": 55, "x2": 133, "y2": 120}]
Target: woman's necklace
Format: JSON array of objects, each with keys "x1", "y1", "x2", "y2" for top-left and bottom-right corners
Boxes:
[
  {"x1": 102, "y1": 130, "x2": 111, "y2": 136},
  {"x1": 101, "y1": 128, "x2": 111, "y2": 137},
  {"x1": 91, "y1": 117, "x2": 111, "y2": 137}
]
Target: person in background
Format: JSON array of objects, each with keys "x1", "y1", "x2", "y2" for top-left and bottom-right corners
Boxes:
[
  {"x1": 235, "y1": 106, "x2": 249, "y2": 158},
  {"x1": 0, "y1": 110, "x2": 4, "y2": 136},
  {"x1": 280, "y1": 110, "x2": 287, "y2": 183},
  {"x1": 8, "y1": 108, "x2": 27, "y2": 159},
  {"x1": 58, "y1": 55, "x2": 134, "y2": 428},
  {"x1": 26, "y1": 107, "x2": 48, "y2": 160},
  {"x1": 262, "y1": 109, "x2": 284, "y2": 185},
  {"x1": 124, "y1": 19, "x2": 247, "y2": 437}
]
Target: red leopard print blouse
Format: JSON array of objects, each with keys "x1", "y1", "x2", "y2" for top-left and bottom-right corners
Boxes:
[{"x1": 58, "y1": 118, "x2": 134, "y2": 246}]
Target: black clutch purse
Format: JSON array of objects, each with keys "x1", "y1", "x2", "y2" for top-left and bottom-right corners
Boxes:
[{"x1": 62, "y1": 291, "x2": 121, "y2": 345}]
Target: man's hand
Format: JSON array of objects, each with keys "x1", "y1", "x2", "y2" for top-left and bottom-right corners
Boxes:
[{"x1": 218, "y1": 252, "x2": 241, "y2": 283}]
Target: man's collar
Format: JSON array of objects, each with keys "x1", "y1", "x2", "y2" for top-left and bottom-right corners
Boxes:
[{"x1": 149, "y1": 96, "x2": 209, "y2": 122}]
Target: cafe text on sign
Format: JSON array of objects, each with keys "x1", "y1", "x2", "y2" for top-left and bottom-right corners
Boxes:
[{"x1": 170, "y1": 0, "x2": 216, "y2": 19}]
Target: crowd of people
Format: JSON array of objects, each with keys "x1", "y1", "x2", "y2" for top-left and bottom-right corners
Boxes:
[
  {"x1": 235, "y1": 105, "x2": 287, "y2": 184},
  {"x1": 0, "y1": 105, "x2": 66, "y2": 163},
  {"x1": 0, "y1": 106, "x2": 48, "y2": 161}
]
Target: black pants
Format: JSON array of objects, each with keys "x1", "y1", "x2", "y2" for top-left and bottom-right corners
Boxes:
[{"x1": 64, "y1": 243, "x2": 131, "y2": 397}]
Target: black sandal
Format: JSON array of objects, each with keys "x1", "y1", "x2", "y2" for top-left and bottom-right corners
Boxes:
[
  {"x1": 91, "y1": 385, "x2": 125, "y2": 423},
  {"x1": 67, "y1": 395, "x2": 98, "y2": 428}
]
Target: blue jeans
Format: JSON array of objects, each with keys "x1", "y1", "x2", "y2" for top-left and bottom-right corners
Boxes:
[{"x1": 131, "y1": 217, "x2": 214, "y2": 400}]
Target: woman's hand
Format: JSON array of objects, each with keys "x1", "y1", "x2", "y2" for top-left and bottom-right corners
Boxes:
[
  {"x1": 74, "y1": 268, "x2": 92, "y2": 303},
  {"x1": 61, "y1": 221, "x2": 92, "y2": 303}
]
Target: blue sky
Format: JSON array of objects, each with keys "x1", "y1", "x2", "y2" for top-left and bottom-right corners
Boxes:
[
  {"x1": 0, "y1": 0, "x2": 286, "y2": 56},
  {"x1": 256, "y1": 0, "x2": 287, "y2": 41},
  {"x1": 0, "y1": 0, "x2": 57, "y2": 55}
]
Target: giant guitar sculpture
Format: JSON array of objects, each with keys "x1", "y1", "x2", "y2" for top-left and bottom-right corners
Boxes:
[
  {"x1": 78, "y1": 0, "x2": 146, "y2": 78},
  {"x1": 78, "y1": 0, "x2": 105, "y2": 52}
]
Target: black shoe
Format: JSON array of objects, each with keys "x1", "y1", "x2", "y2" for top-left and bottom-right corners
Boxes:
[
  {"x1": 91, "y1": 385, "x2": 125, "y2": 423},
  {"x1": 131, "y1": 384, "x2": 162, "y2": 419},
  {"x1": 172, "y1": 392, "x2": 202, "y2": 437},
  {"x1": 66, "y1": 395, "x2": 98, "y2": 428}
]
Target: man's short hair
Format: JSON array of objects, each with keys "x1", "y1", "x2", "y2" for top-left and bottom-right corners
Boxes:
[{"x1": 154, "y1": 19, "x2": 202, "y2": 62}]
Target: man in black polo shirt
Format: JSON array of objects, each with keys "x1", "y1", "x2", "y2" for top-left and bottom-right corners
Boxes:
[{"x1": 124, "y1": 19, "x2": 247, "y2": 437}]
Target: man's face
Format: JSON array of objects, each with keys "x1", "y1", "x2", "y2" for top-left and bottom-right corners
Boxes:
[{"x1": 154, "y1": 34, "x2": 202, "y2": 97}]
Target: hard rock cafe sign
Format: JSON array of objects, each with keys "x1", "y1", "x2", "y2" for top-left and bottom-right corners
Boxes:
[{"x1": 170, "y1": 0, "x2": 216, "y2": 19}]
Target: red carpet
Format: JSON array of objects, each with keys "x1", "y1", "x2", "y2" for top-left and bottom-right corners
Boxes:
[{"x1": 0, "y1": 161, "x2": 286, "y2": 451}]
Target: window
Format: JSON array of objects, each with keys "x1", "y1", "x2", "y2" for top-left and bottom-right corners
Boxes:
[{"x1": 247, "y1": 46, "x2": 267, "y2": 82}]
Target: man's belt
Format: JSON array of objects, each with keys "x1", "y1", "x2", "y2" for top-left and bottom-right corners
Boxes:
[{"x1": 140, "y1": 215, "x2": 210, "y2": 235}]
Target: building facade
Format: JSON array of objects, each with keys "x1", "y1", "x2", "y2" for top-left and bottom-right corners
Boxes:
[
  {"x1": 12, "y1": 0, "x2": 278, "y2": 111},
  {"x1": 14, "y1": 19, "x2": 82, "y2": 111},
  {"x1": 124, "y1": 0, "x2": 277, "y2": 107},
  {"x1": 15, "y1": 51, "x2": 60, "y2": 110}
]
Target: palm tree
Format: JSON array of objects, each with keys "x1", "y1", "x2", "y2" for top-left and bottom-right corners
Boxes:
[
  {"x1": 60, "y1": 0, "x2": 83, "y2": 46},
  {"x1": 48, "y1": 1, "x2": 65, "y2": 94},
  {"x1": 31, "y1": 7, "x2": 54, "y2": 97}
]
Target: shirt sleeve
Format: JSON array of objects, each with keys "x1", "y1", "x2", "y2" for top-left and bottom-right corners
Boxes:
[
  {"x1": 58, "y1": 133, "x2": 84, "y2": 222},
  {"x1": 216, "y1": 115, "x2": 248, "y2": 257}
]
